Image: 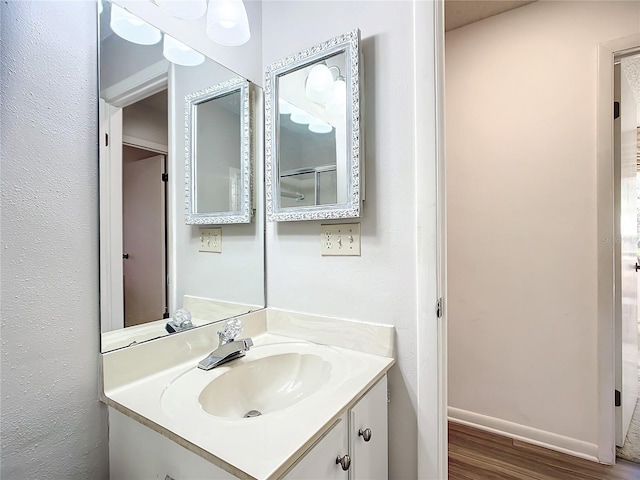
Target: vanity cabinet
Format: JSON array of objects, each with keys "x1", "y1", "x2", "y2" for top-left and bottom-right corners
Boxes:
[
  {"x1": 109, "y1": 376, "x2": 388, "y2": 480},
  {"x1": 109, "y1": 408, "x2": 235, "y2": 480},
  {"x1": 285, "y1": 376, "x2": 388, "y2": 480}
]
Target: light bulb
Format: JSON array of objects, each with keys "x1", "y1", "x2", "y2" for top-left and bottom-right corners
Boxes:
[
  {"x1": 206, "y1": 0, "x2": 251, "y2": 46},
  {"x1": 163, "y1": 35, "x2": 205, "y2": 66},
  {"x1": 110, "y1": 4, "x2": 162, "y2": 45},
  {"x1": 308, "y1": 119, "x2": 333, "y2": 134},
  {"x1": 305, "y1": 64, "x2": 334, "y2": 104},
  {"x1": 290, "y1": 109, "x2": 313, "y2": 125},
  {"x1": 279, "y1": 99, "x2": 294, "y2": 115},
  {"x1": 327, "y1": 77, "x2": 347, "y2": 115},
  {"x1": 156, "y1": 0, "x2": 207, "y2": 20}
]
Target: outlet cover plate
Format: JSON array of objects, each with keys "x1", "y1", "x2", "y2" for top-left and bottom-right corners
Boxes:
[
  {"x1": 199, "y1": 227, "x2": 222, "y2": 253},
  {"x1": 321, "y1": 223, "x2": 361, "y2": 256}
]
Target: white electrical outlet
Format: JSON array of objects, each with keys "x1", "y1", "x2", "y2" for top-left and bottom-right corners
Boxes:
[
  {"x1": 321, "y1": 223, "x2": 361, "y2": 256},
  {"x1": 199, "y1": 227, "x2": 222, "y2": 253}
]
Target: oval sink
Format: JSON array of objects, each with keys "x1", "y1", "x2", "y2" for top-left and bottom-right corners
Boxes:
[{"x1": 198, "y1": 353, "x2": 332, "y2": 419}]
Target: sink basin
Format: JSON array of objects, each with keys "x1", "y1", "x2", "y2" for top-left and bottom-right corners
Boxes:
[{"x1": 198, "y1": 353, "x2": 331, "y2": 419}]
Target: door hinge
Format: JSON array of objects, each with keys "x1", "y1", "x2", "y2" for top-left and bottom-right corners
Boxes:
[
  {"x1": 615, "y1": 389, "x2": 621, "y2": 407},
  {"x1": 436, "y1": 297, "x2": 444, "y2": 318},
  {"x1": 614, "y1": 101, "x2": 620, "y2": 120},
  {"x1": 162, "y1": 173, "x2": 168, "y2": 182},
  {"x1": 105, "y1": 133, "x2": 109, "y2": 147}
]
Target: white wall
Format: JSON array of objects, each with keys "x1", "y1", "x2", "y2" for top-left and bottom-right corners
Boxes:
[
  {"x1": 0, "y1": 1, "x2": 109, "y2": 478},
  {"x1": 262, "y1": 3, "x2": 433, "y2": 478},
  {"x1": 170, "y1": 60, "x2": 265, "y2": 311},
  {"x1": 446, "y1": 0, "x2": 640, "y2": 457}
]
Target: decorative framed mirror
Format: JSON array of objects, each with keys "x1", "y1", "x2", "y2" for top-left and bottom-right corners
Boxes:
[
  {"x1": 185, "y1": 77, "x2": 252, "y2": 224},
  {"x1": 265, "y1": 29, "x2": 363, "y2": 222}
]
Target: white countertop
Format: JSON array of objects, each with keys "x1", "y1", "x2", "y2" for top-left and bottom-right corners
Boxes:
[{"x1": 103, "y1": 331, "x2": 394, "y2": 479}]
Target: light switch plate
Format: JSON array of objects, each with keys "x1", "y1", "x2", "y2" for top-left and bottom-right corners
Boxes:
[
  {"x1": 199, "y1": 227, "x2": 222, "y2": 253},
  {"x1": 321, "y1": 223, "x2": 361, "y2": 256}
]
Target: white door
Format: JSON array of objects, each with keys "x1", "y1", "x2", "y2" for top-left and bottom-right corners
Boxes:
[
  {"x1": 122, "y1": 152, "x2": 166, "y2": 328},
  {"x1": 615, "y1": 62, "x2": 638, "y2": 447}
]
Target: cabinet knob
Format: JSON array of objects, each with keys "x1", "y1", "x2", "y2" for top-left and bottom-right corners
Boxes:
[
  {"x1": 358, "y1": 427, "x2": 372, "y2": 442},
  {"x1": 336, "y1": 454, "x2": 351, "y2": 471}
]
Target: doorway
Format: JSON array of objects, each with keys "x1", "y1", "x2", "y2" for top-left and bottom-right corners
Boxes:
[
  {"x1": 120, "y1": 89, "x2": 169, "y2": 328},
  {"x1": 614, "y1": 52, "x2": 640, "y2": 462},
  {"x1": 121, "y1": 145, "x2": 168, "y2": 327}
]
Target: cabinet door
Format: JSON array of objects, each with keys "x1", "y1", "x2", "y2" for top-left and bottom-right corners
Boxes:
[
  {"x1": 109, "y1": 407, "x2": 235, "y2": 480},
  {"x1": 284, "y1": 413, "x2": 350, "y2": 480},
  {"x1": 350, "y1": 376, "x2": 388, "y2": 480}
]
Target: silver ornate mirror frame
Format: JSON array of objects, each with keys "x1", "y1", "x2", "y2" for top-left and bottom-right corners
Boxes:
[
  {"x1": 185, "y1": 77, "x2": 252, "y2": 224},
  {"x1": 265, "y1": 29, "x2": 363, "y2": 222}
]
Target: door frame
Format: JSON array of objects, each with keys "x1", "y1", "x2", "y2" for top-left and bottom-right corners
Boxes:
[
  {"x1": 99, "y1": 66, "x2": 168, "y2": 334},
  {"x1": 416, "y1": 0, "x2": 448, "y2": 478},
  {"x1": 596, "y1": 33, "x2": 640, "y2": 464}
]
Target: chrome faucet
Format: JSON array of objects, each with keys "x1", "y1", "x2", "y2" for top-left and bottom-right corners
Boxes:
[
  {"x1": 198, "y1": 318, "x2": 253, "y2": 370},
  {"x1": 165, "y1": 308, "x2": 195, "y2": 334}
]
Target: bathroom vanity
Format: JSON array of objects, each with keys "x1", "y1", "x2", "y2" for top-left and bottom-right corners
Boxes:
[
  {"x1": 102, "y1": 310, "x2": 394, "y2": 479},
  {"x1": 97, "y1": 2, "x2": 388, "y2": 478}
]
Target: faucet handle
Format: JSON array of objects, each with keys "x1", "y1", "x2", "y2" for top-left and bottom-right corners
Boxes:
[{"x1": 218, "y1": 317, "x2": 243, "y2": 344}]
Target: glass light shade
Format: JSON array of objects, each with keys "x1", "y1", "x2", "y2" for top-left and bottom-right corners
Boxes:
[
  {"x1": 163, "y1": 35, "x2": 205, "y2": 66},
  {"x1": 327, "y1": 78, "x2": 347, "y2": 115},
  {"x1": 206, "y1": 0, "x2": 251, "y2": 46},
  {"x1": 305, "y1": 64, "x2": 335, "y2": 103},
  {"x1": 308, "y1": 120, "x2": 333, "y2": 134},
  {"x1": 156, "y1": 0, "x2": 207, "y2": 20},
  {"x1": 290, "y1": 109, "x2": 313, "y2": 125},
  {"x1": 279, "y1": 99, "x2": 294, "y2": 115},
  {"x1": 110, "y1": 4, "x2": 162, "y2": 45}
]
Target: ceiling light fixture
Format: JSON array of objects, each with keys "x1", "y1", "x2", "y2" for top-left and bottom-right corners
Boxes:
[
  {"x1": 163, "y1": 34, "x2": 205, "y2": 66},
  {"x1": 110, "y1": 4, "x2": 162, "y2": 45},
  {"x1": 327, "y1": 73, "x2": 346, "y2": 116},
  {"x1": 290, "y1": 108, "x2": 313, "y2": 125},
  {"x1": 156, "y1": 0, "x2": 207, "y2": 20},
  {"x1": 206, "y1": 0, "x2": 251, "y2": 46},
  {"x1": 305, "y1": 63, "x2": 334, "y2": 104},
  {"x1": 308, "y1": 119, "x2": 333, "y2": 134},
  {"x1": 279, "y1": 99, "x2": 294, "y2": 115}
]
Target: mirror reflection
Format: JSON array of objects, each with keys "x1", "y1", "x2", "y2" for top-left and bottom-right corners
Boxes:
[
  {"x1": 278, "y1": 52, "x2": 347, "y2": 209},
  {"x1": 265, "y1": 29, "x2": 362, "y2": 222},
  {"x1": 186, "y1": 77, "x2": 252, "y2": 224},
  {"x1": 195, "y1": 90, "x2": 243, "y2": 214},
  {"x1": 99, "y1": 1, "x2": 264, "y2": 353}
]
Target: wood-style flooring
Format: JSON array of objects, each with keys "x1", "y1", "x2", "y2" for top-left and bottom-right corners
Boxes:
[{"x1": 448, "y1": 422, "x2": 640, "y2": 479}]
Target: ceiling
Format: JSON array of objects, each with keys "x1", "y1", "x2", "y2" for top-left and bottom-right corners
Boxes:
[{"x1": 445, "y1": 0, "x2": 537, "y2": 32}]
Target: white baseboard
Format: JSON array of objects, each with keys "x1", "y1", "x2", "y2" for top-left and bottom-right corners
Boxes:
[{"x1": 448, "y1": 407, "x2": 600, "y2": 462}]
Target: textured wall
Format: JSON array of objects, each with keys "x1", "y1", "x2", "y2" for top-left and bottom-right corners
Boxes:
[{"x1": 1, "y1": 1, "x2": 109, "y2": 478}]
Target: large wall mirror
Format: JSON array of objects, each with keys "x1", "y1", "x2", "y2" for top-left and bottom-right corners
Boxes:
[
  {"x1": 98, "y1": 0, "x2": 264, "y2": 353},
  {"x1": 265, "y1": 29, "x2": 363, "y2": 222}
]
